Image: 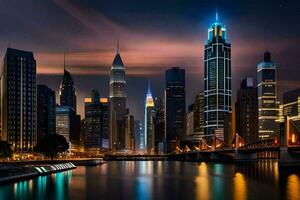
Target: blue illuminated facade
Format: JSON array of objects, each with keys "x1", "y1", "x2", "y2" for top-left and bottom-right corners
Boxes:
[{"x1": 204, "y1": 13, "x2": 231, "y2": 138}]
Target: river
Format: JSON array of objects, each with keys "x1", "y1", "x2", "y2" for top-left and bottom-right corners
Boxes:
[{"x1": 0, "y1": 161, "x2": 299, "y2": 200}]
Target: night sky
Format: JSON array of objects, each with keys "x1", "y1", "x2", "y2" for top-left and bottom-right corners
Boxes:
[{"x1": 0, "y1": 0, "x2": 299, "y2": 120}]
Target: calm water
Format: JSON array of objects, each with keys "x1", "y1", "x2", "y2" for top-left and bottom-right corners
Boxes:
[{"x1": 0, "y1": 161, "x2": 300, "y2": 200}]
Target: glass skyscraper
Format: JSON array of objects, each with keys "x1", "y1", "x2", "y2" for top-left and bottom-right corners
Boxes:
[
  {"x1": 257, "y1": 51, "x2": 279, "y2": 139},
  {"x1": 165, "y1": 67, "x2": 185, "y2": 152},
  {"x1": 204, "y1": 14, "x2": 231, "y2": 138}
]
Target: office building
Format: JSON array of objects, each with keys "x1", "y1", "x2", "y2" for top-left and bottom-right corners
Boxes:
[
  {"x1": 1, "y1": 48, "x2": 36, "y2": 151},
  {"x1": 257, "y1": 51, "x2": 279, "y2": 139}
]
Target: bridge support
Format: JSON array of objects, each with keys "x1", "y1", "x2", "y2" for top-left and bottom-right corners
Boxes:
[
  {"x1": 278, "y1": 147, "x2": 300, "y2": 167},
  {"x1": 233, "y1": 150, "x2": 257, "y2": 162}
]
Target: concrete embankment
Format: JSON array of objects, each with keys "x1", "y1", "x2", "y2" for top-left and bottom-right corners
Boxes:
[{"x1": 0, "y1": 162, "x2": 76, "y2": 185}]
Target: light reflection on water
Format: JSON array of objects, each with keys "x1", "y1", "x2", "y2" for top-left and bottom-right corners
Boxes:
[{"x1": 0, "y1": 161, "x2": 300, "y2": 200}]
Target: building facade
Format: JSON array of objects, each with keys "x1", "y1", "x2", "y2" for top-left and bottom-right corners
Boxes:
[
  {"x1": 37, "y1": 85, "x2": 56, "y2": 144},
  {"x1": 204, "y1": 14, "x2": 231, "y2": 139},
  {"x1": 125, "y1": 109, "x2": 135, "y2": 151},
  {"x1": 1, "y1": 48, "x2": 37, "y2": 151},
  {"x1": 257, "y1": 51, "x2": 279, "y2": 139},
  {"x1": 153, "y1": 97, "x2": 165, "y2": 154},
  {"x1": 235, "y1": 77, "x2": 258, "y2": 143},
  {"x1": 56, "y1": 106, "x2": 74, "y2": 145},
  {"x1": 185, "y1": 104, "x2": 195, "y2": 136},
  {"x1": 109, "y1": 45, "x2": 126, "y2": 151},
  {"x1": 144, "y1": 82, "x2": 155, "y2": 154},
  {"x1": 84, "y1": 89, "x2": 102, "y2": 152},
  {"x1": 165, "y1": 67, "x2": 185, "y2": 152},
  {"x1": 282, "y1": 88, "x2": 300, "y2": 117},
  {"x1": 194, "y1": 91, "x2": 205, "y2": 134}
]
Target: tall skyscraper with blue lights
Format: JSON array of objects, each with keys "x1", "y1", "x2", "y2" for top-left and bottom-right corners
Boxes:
[{"x1": 204, "y1": 13, "x2": 231, "y2": 139}]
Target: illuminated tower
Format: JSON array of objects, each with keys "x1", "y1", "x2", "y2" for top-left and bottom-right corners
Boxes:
[
  {"x1": 204, "y1": 13, "x2": 231, "y2": 139},
  {"x1": 60, "y1": 53, "x2": 76, "y2": 112},
  {"x1": 109, "y1": 42, "x2": 126, "y2": 150},
  {"x1": 257, "y1": 51, "x2": 279, "y2": 139},
  {"x1": 144, "y1": 81, "x2": 155, "y2": 154}
]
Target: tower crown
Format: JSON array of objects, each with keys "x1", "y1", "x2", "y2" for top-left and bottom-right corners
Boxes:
[
  {"x1": 207, "y1": 12, "x2": 227, "y2": 43},
  {"x1": 146, "y1": 81, "x2": 154, "y2": 107}
]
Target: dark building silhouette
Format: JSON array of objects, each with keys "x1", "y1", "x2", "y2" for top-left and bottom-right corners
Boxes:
[
  {"x1": 1, "y1": 48, "x2": 36, "y2": 151},
  {"x1": 125, "y1": 109, "x2": 135, "y2": 151},
  {"x1": 100, "y1": 98, "x2": 109, "y2": 149},
  {"x1": 165, "y1": 67, "x2": 185, "y2": 152},
  {"x1": 154, "y1": 97, "x2": 165, "y2": 154},
  {"x1": 37, "y1": 85, "x2": 56, "y2": 143},
  {"x1": 257, "y1": 51, "x2": 279, "y2": 139},
  {"x1": 109, "y1": 44, "x2": 126, "y2": 151},
  {"x1": 84, "y1": 89, "x2": 102, "y2": 152},
  {"x1": 235, "y1": 77, "x2": 258, "y2": 143},
  {"x1": 60, "y1": 55, "x2": 76, "y2": 112},
  {"x1": 204, "y1": 14, "x2": 231, "y2": 139}
]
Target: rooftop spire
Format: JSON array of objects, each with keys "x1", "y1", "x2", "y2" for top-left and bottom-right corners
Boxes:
[
  {"x1": 216, "y1": 11, "x2": 219, "y2": 22},
  {"x1": 116, "y1": 40, "x2": 120, "y2": 54},
  {"x1": 63, "y1": 52, "x2": 66, "y2": 71},
  {"x1": 147, "y1": 80, "x2": 151, "y2": 94}
]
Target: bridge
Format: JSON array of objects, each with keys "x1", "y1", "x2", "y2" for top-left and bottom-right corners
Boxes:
[{"x1": 173, "y1": 116, "x2": 300, "y2": 166}]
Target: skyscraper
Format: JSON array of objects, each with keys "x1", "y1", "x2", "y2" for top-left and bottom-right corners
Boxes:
[
  {"x1": 235, "y1": 77, "x2": 258, "y2": 143},
  {"x1": 1, "y1": 48, "x2": 36, "y2": 151},
  {"x1": 125, "y1": 109, "x2": 135, "y2": 151},
  {"x1": 60, "y1": 54, "x2": 76, "y2": 112},
  {"x1": 153, "y1": 97, "x2": 165, "y2": 154},
  {"x1": 204, "y1": 13, "x2": 231, "y2": 139},
  {"x1": 282, "y1": 88, "x2": 300, "y2": 117},
  {"x1": 84, "y1": 89, "x2": 102, "y2": 152},
  {"x1": 165, "y1": 67, "x2": 185, "y2": 152},
  {"x1": 56, "y1": 106, "x2": 74, "y2": 146},
  {"x1": 144, "y1": 82, "x2": 155, "y2": 154},
  {"x1": 257, "y1": 51, "x2": 279, "y2": 139},
  {"x1": 37, "y1": 85, "x2": 56, "y2": 144},
  {"x1": 109, "y1": 43, "x2": 126, "y2": 151}
]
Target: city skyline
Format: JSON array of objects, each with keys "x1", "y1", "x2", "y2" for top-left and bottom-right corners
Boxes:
[{"x1": 0, "y1": 0, "x2": 299, "y2": 120}]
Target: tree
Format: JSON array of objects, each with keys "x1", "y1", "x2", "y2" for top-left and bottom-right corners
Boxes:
[
  {"x1": 0, "y1": 140, "x2": 12, "y2": 158},
  {"x1": 35, "y1": 134, "x2": 69, "y2": 160}
]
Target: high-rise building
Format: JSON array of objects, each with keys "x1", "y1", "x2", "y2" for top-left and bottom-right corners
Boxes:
[
  {"x1": 37, "y1": 85, "x2": 56, "y2": 144},
  {"x1": 109, "y1": 43, "x2": 126, "y2": 151},
  {"x1": 235, "y1": 77, "x2": 258, "y2": 143},
  {"x1": 125, "y1": 109, "x2": 134, "y2": 151},
  {"x1": 194, "y1": 91, "x2": 205, "y2": 134},
  {"x1": 1, "y1": 48, "x2": 36, "y2": 151},
  {"x1": 257, "y1": 51, "x2": 279, "y2": 139},
  {"x1": 56, "y1": 106, "x2": 74, "y2": 145},
  {"x1": 204, "y1": 13, "x2": 231, "y2": 139},
  {"x1": 144, "y1": 82, "x2": 155, "y2": 154},
  {"x1": 100, "y1": 98, "x2": 109, "y2": 149},
  {"x1": 60, "y1": 55, "x2": 76, "y2": 112},
  {"x1": 154, "y1": 97, "x2": 165, "y2": 154},
  {"x1": 134, "y1": 120, "x2": 142, "y2": 152},
  {"x1": 165, "y1": 67, "x2": 185, "y2": 152},
  {"x1": 84, "y1": 89, "x2": 102, "y2": 152}
]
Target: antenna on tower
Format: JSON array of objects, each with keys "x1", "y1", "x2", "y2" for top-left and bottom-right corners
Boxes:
[
  {"x1": 147, "y1": 80, "x2": 151, "y2": 94},
  {"x1": 116, "y1": 40, "x2": 120, "y2": 54},
  {"x1": 216, "y1": 11, "x2": 219, "y2": 21},
  {"x1": 63, "y1": 52, "x2": 66, "y2": 71}
]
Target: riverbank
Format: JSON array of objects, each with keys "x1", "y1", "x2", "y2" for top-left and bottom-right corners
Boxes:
[{"x1": 0, "y1": 158, "x2": 105, "y2": 185}]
